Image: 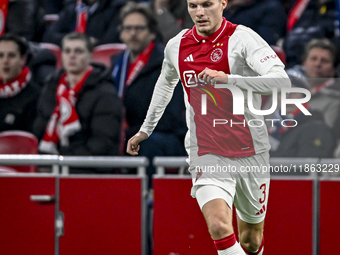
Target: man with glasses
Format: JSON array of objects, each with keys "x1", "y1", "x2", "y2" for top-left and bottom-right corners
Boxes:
[
  {"x1": 112, "y1": 2, "x2": 187, "y2": 187},
  {"x1": 34, "y1": 32, "x2": 122, "y2": 170}
]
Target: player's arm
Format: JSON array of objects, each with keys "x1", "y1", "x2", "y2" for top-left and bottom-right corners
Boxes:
[
  {"x1": 228, "y1": 27, "x2": 291, "y2": 94},
  {"x1": 227, "y1": 66, "x2": 290, "y2": 95},
  {"x1": 198, "y1": 67, "x2": 228, "y2": 84},
  {"x1": 198, "y1": 67, "x2": 289, "y2": 96},
  {"x1": 197, "y1": 66, "x2": 289, "y2": 95}
]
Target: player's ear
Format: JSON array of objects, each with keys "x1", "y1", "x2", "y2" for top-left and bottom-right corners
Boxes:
[{"x1": 222, "y1": 0, "x2": 227, "y2": 9}]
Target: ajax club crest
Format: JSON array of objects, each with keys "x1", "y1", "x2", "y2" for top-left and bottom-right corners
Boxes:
[{"x1": 210, "y1": 48, "x2": 223, "y2": 62}]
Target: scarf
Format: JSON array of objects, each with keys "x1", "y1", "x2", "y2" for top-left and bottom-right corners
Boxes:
[
  {"x1": 75, "y1": 0, "x2": 88, "y2": 33},
  {"x1": 112, "y1": 41, "x2": 155, "y2": 98},
  {"x1": 287, "y1": 0, "x2": 310, "y2": 32},
  {"x1": 0, "y1": 0, "x2": 9, "y2": 36},
  {"x1": 39, "y1": 67, "x2": 93, "y2": 154},
  {"x1": 0, "y1": 66, "x2": 31, "y2": 98},
  {"x1": 310, "y1": 78, "x2": 335, "y2": 95}
]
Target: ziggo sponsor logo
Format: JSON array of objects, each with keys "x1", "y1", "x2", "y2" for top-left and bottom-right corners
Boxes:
[
  {"x1": 183, "y1": 70, "x2": 311, "y2": 128},
  {"x1": 183, "y1": 70, "x2": 311, "y2": 116}
]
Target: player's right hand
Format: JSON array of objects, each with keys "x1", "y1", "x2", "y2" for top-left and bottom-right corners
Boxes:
[
  {"x1": 198, "y1": 67, "x2": 228, "y2": 85},
  {"x1": 126, "y1": 131, "x2": 148, "y2": 155}
]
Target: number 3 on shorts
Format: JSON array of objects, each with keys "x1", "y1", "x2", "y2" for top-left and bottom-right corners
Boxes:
[{"x1": 259, "y1": 183, "x2": 266, "y2": 204}]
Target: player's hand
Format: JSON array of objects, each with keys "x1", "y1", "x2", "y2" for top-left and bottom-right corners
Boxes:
[
  {"x1": 126, "y1": 131, "x2": 148, "y2": 156},
  {"x1": 198, "y1": 67, "x2": 228, "y2": 85}
]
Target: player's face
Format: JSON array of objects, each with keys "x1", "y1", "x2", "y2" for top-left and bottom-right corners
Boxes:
[
  {"x1": 62, "y1": 39, "x2": 92, "y2": 75},
  {"x1": 0, "y1": 41, "x2": 25, "y2": 83},
  {"x1": 187, "y1": 0, "x2": 227, "y2": 37},
  {"x1": 303, "y1": 47, "x2": 335, "y2": 79},
  {"x1": 120, "y1": 13, "x2": 156, "y2": 56}
]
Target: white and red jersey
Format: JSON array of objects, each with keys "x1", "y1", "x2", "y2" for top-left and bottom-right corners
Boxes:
[{"x1": 140, "y1": 18, "x2": 290, "y2": 158}]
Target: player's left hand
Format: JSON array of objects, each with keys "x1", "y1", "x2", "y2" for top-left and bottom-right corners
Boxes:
[{"x1": 198, "y1": 67, "x2": 228, "y2": 85}]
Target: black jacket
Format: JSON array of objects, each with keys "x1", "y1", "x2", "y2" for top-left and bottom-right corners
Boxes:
[
  {"x1": 42, "y1": 0, "x2": 127, "y2": 46},
  {"x1": 271, "y1": 111, "x2": 335, "y2": 158},
  {"x1": 39, "y1": 0, "x2": 75, "y2": 14},
  {"x1": 6, "y1": 0, "x2": 45, "y2": 42},
  {"x1": 111, "y1": 42, "x2": 187, "y2": 141},
  {"x1": 33, "y1": 63, "x2": 123, "y2": 156},
  {"x1": 0, "y1": 78, "x2": 40, "y2": 133},
  {"x1": 223, "y1": 0, "x2": 287, "y2": 45}
]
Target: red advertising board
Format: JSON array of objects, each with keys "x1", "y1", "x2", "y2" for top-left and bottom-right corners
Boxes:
[
  {"x1": 319, "y1": 180, "x2": 340, "y2": 255},
  {"x1": 153, "y1": 177, "x2": 313, "y2": 255},
  {"x1": 0, "y1": 176, "x2": 55, "y2": 255}
]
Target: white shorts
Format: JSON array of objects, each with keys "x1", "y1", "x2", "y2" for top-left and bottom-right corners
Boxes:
[{"x1": 189, "y1": 152, "x2": 270, "y2": 224}]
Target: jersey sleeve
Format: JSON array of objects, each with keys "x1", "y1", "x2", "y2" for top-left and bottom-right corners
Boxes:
[
  {"x1": 139, "y1": 38, "x2": 180, "y2": 137},
  {"x1": 228, "y1": 26, "x2": 291, "y2": 94}
]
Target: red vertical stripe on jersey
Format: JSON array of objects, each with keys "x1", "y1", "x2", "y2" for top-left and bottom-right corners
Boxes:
[{"x1": 179, "y1": 18, "x2": 256, "y2": 158}]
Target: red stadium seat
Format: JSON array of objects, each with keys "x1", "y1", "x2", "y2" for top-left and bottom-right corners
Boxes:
[
  {"x1": 92, "y1": 43, "x2": 127, "y2": 67},
  {"x1": 39, "y1": 42, "x2": 62, "y2": 69},
  {"x1": 0, "y1": 131, "x2": 38, "y2": 172}
]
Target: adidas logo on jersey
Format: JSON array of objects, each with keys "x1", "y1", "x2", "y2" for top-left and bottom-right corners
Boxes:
[{"x1": 184, "y1": 54, "x2": 194, "y2": 62}]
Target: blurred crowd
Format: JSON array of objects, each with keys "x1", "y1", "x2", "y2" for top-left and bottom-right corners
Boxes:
[{"x1": 1, "y1": 0, "x2": 340, "y2": 179}]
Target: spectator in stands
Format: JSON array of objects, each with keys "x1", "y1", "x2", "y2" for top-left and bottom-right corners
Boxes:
[
  {"x1": 223, "y1": 0, "x2": 286, "y2": 45},
  {"x1": 1, "y1": 0, "x2": 45, "y2": 42},
  {"x1": 111, "y1": 2, "x2": 186, "y2": 185},
  {"x1": 288, "y1": 38, "x2": 340, "y2": 128},
  {"x1": 151, "y1": 0, "x2": 194, "y2": 44},
  {"x1": 0, "y1": 33, "x2": 40, "y2": 133},
  {"x1": 42, "y1": 0, "x2": 127, "y2": 47},
  {"x1": 33, "y1": 32, "x2": 122, "y2": 159},
  {"x1": 38, "y1": 0, "x2": 75, "y2": 14},
  {"x1": 269, "y1": 72, "x2": 335, "y2": 158},
  {"x1": 279, "y1": 0, "x2": 299, "y2": 15},
  {"x1": 284, "y1": 0, "x2": 340, "y2": 68}
]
